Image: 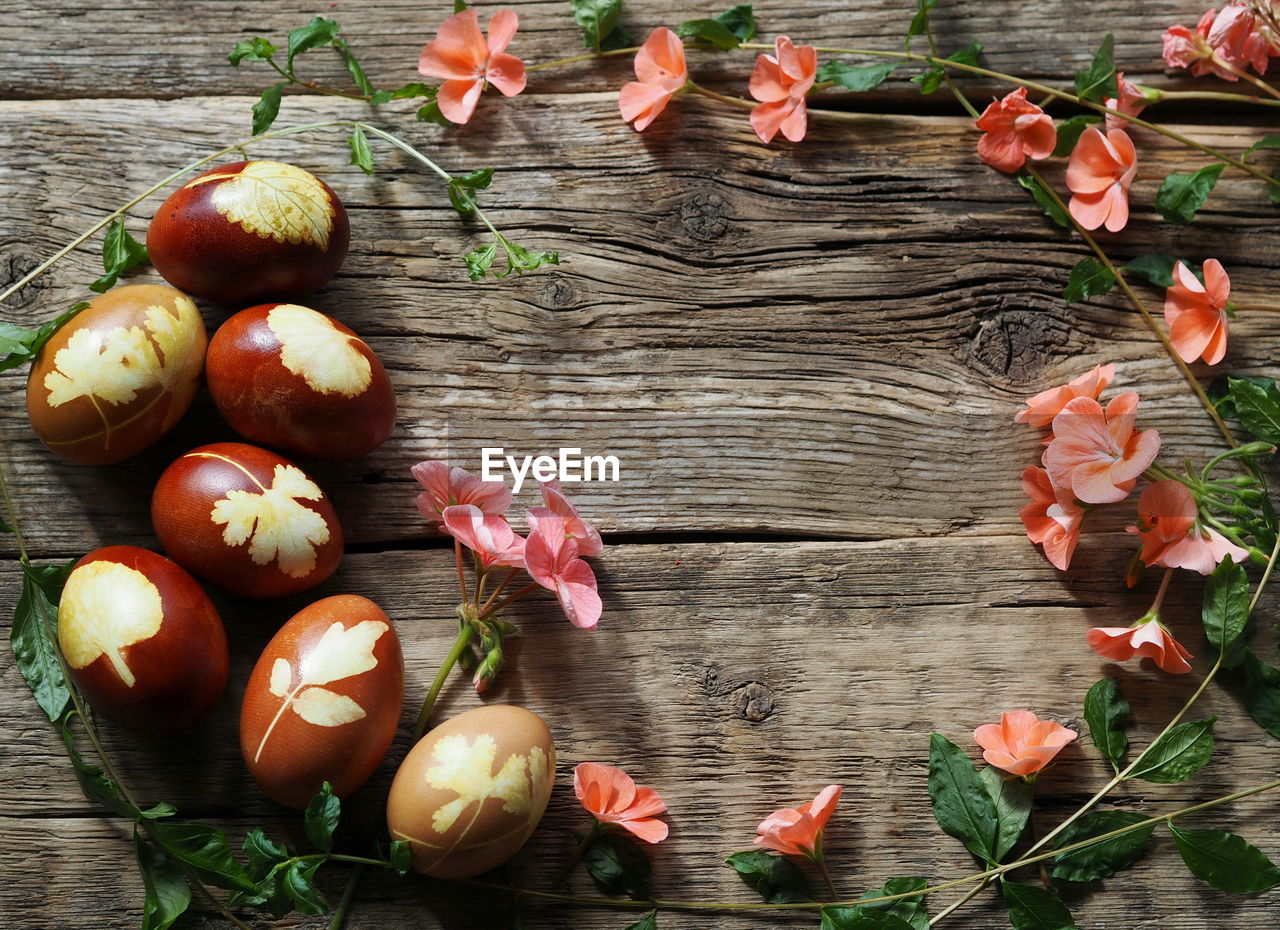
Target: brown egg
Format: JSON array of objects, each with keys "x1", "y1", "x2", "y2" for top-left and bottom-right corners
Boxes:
[
  {"x1": 151, "y1": 442, "x2": 343, "y2": 598},
  {"x1": 387, "y1": 705, "x2": 556, "y2": 879},
  {"x1": 58, "y1": 546, "x2": 228, "y2": 734},
  {"x1": 206, "y1": 304, "x2": 396, "y2": 460},
  {"x1": 240, "y1": 595, "x2": 403, "y2": 808},
  {"x1": 25, "y1": 284, "x2": 206, "y2": 465},
  {"x1": 147, "y1": 161, "x2": 349, "y2": 305}
]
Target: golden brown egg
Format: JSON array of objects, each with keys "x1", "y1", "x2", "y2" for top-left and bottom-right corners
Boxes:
[
  {"x1": 240, "y1": 595, "x2": 403, "y2": 808},
  {"x1": 150, "y1": 442, "x2": 343, "y2": 598},
  {"x1": 386, "y1": 704, "x2": 556, "y2": 879},
  {"x1": 58, "y1": 546, "x2": 228, "y2": 734},
  {"x1": 25, "y1": 284, "x2": 206, "y2": 465},
  {"x1": 206, "y1": 303, "x2": 396, "y2": 460},
  {"x1": 147, "y1": 160, "x2": 349, "y2": 305}
]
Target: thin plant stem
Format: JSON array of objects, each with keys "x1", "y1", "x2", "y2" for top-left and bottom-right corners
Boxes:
[
  {"x1": 814, "y1": 854, "x2": 839, "y2": 901},
  {"x1": 554, "y1": 823, "x2": 604, "y2": 886},
  {"x1": 267, "y1": 57, "x2": 371, "y2": 102},
  {"x1": 479, "y1": 582, "x2": 539, "y2": 620},
  {"x1": 1149, "y1": 566, "x2": 1175, "y2": 613},
  {"x1": 454, "y1": 539, "x2": 468, "y2": 604},
  {"x1": 686, "y1": 82, "x2": 754, "y2": 111},
  {"x1": 328, "y1": 864, "x2": 364, "y2": 930},
  {"x1": 929, "y1": 878, "x2": 990, "y2": 925},
  {"x1": 1151, "y1": 88, "x2": 1280, "y2": 107},
  {"x1": 479, "y1": 567, "x2": 521, "y2": 616},
  {"x1": 411, "y1": 623, "x2": 475, "y2": 740},
  {"x1": 1209, "y1": 53, "x2": 1280, "y2": 100},
  {"x1": 1230, "y1": 303, "x2": 1280, "y2": 312},
  {"x1": 525, "y1": 47, "x2": 640, "y2": 72},
  {"x1": 925, "y1": 19, "x2": 980, "y2": 119}
]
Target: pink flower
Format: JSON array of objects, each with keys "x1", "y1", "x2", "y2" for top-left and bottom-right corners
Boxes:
[
  {"x1": 411, "y1": 461, "x2": 511, "y2": 523},
  {"x1": 1129, "y1": 480, "x2": 1198, "y2": 565},
  {"x1": 1087, "y1": 616, "x2": 1193, "y2": 674},
  {"x1": 1104, "y1": 72, "x2": 1148, "y2": 130},
  {"x1": 527, "y1": 480, "x2": 603, "y2": 557},
  {"x1": 524, "y1": 512, "x2": 602, "y2": 629},
  {"x1": 442, "y1": 504, "x2": 525, "y2": 569},
  {"x1": 619, "y1": 27, "x2": 688, "y2": 131},
  {"x1": 1020, "y1": 466, "x2": 1085, "y2": 571},
  {"x1": 1015, "y1": 363, "x2": 1116, "y2": 429},
  {"x1": 748, "y1": 36, "x2": 818, "y2": 144},
  {"x1": 1045, "y1": 393, "x2": 1161, "y2": 505},
  {"x1": 1164, "y1": 259, "x2": 1230, "y2": 365},
  {"x1": 974, "y1": 711, "x2": 1077, "y2": 777},
  {"x1": 974, "y1": 87, "x2": 1057, "y2": 173},
  {"x1": 1208, "y1": 4, "x2": 1269, "y2": 75},
  {"x1": 417, "y1": 8, "x2": 527, "y2": 124},
  {"x1": 1163, "y1": 12, "x2": 1216, "y2": 73},
  {"x1": 754, "y1": 785, "x2": 841, "y2": 860},
  {"x1": 1158, "y1": 524, "x2": 1250, "y2": 574},
  {"x1": 1066, "y1": 127, "x2": 1137, "y2": 233},
  {"x1": 574, "y1": 763, "x2": 669, "y2": 843}
]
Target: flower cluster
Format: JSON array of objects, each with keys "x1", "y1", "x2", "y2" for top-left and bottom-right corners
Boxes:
[{"x1": 1163, "y1": 3, "x2": 1279, "y2": 80}]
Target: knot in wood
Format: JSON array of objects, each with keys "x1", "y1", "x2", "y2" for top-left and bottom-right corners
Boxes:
[
  {"x1": 966, "y1": 306, "x2": 1070, "y2": 383},
  {"x1": 539, "y1": 273, "x2": 577, "y2": 311},
  {"x1": 677, "y1": 191, "x2": 731, "y2": 241},
  {"x1": 0, "y1": 240, "x2": 51, "y2": 309},
  {"x1": 731, "y1": 682, "x2": 775, "y2": 723}
]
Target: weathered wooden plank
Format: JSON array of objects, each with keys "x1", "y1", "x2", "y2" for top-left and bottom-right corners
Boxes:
[
  {"x1": 1, "y1": 542, "x2": 1277, "y2": 928},
  {"x1": 2, "y1": 96, "x2": 1275, "y2": 553}
]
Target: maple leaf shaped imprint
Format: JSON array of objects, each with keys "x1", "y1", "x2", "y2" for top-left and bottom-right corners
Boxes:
[
  {"x1": 210, "y1": 463, "x2": 330, "y2": 577},
  {"x1": 189, "y1": 161, "x2": 333, "y2": 248},
  {"x1": 254, "y1": 618, "x2": 390, "y2": 762},
  {"x1": 424, "y1": 734, "x2": 551, "y2": 834},
  {"x1": 266, "y1": 304, "x2": 372, "y2": 397}
]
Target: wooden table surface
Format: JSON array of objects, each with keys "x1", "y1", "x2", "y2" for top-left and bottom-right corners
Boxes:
[{"x1": 2, "y1": 2, "x2": 1278, "y2": 928}]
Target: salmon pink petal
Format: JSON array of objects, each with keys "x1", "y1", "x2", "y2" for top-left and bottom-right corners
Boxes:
[
  {"x1": 779, "y1": 101, "x2": 809, "y2": 142},
  {"x1": 1085, "y1": 626, "x2": 1141, "y2": 661},
  {"x1": 620, "y1": 80, "x2": 675, "y2": 130},
  {"x1": 1169, "y1": 307, "x2": 1222, "y2": 364},
  {"x1": 442, "y1": 504, "x2": 525, "y2": 569},
  {"x1": 975, "y1": 711, "x2": 1075, "y2": 776},
  {"x1": 1065, "y1": 128, "x2": 1121, "y2": 194},
  {"x1": 486, "y1": 8, "x2": 519, "y2": 55},
  {"x1": 536, "y1": 483, "x2": 604, "y2": 556},
  {"x1": 749, "y1": 55, "x2": 788, "y2": 102},
  {"x1": 1015, "y1": 364, "x2": 1115, "y2": 427},
  {"x1": 1100, "y1": 184, "x2": 1130, "y2": 232},
  {"x1": 412, "y1": 461, "x2": 512, "y2": 521},
  {"x1": 1202, "y1": 322, "x2": 1228, "y2": 365},
  {"x1": 486, "y1": 53, "x2": 527, "y2": 96},
  {"x1": 1018, "y1": 116, "x2": 1057, "y2": 160},
  {"x1": 1203, "y1": 258, "x2": 1231, "y2": 307},
  {"x1": 978, "y1": 130, "x2": 1028, "y2": 173},
  {"x1": 1171, "y1": 259, "x2": 1205, "y2": 295},
  {"x1": 634, "y1": 27, "x2": 687, "y2": 86},
  {"x1": 801, "y1": 785, "x2": 841, "y2": 830},
  {"x1": 556, "y1": 558, "x2": 601, "y2": 629},
  {"x1": 1068, "y1": 189, "x2": 1114, "y2": 230},
  {"x1": 625, "y1": 785, "x2": 669, "y2": 819},
  {"x1": 437, "y1": 78, "x2": 485, "y2": 124},
  {"x1": 419, "y1": 9, "x2": 487, "y2": 79},
  {"x1": 618, "y1": 816, "x2": 670, "y2": 844},
  {"x1": 750, "y1": 99, "x2": 793, "y2": 143}
]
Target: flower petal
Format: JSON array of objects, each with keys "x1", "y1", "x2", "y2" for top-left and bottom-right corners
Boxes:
[
  {"x1": 436, "y1": 78, "x2": 486, "y2": 124},
  {"x1": 486, "y1": 8, "x2": 519, "y2": 55}
]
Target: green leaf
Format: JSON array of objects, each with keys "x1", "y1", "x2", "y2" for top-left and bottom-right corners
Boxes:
[
  {"x1": 489, "y1": 236, "x2": 559, "y2": 279},
  {"x1": 724, "y1": 850, "x2": 814, "y2": 903},
  {"x1": 821, "y1": 907, "x2": 919, "y2": 930},
  {"x1": 348, "y1": 126, "x2": 374, "y2": 175},
  {"x1": 1241, "y1": 647, "x2": 1280, "y2": 739},
  {"x1": 140, "y1": 802, "x2": 178, "y2": 820},
  {"x1": 1169, "y1": 824, "x2": 1280, "y2": 893},
  {"x1": 151, "y1": 821, "x2": 256, "y2": 893},
  {"x1": 464, "y1": 242, "x2": 499, "y2": 280},
  {"x1": 1063, "y1": 257, "x2": 1116, "y2": 304},
  {"x1": 0, "y1": 302, "x2": 89, "y2": 373},
  {"x1": 1002, "y1": 881, "x2": 1077, "y2": 929},
  {"x1": 819, "y1": 61, "x2": 900, "y2": 93},
  {"x1": 570, "y1": 0, "x2": 623, "y2": 51},
  {"x1": 417, "y1": 100, "x2": 450, "y2": 126},
  {"x1": 979, "y1": 767, "x2": 1032, "y2": 862},
  {"x1": 715, "y1": 4, "x2": 756, "y2": 41},
  {"x1": 1123, "y1": 252, "x2": 1181, "y2": 288},
  {"x1": 333, "y1": 38, "x2": 374, "y2": 95},
  {"x1": 1083, "y1": 677, "x2": 1130, "y2": 772},
  {"x1": 1074, "y1": 34, "x2": 1117, "y2": 102},
  {"x1": 906, "y1": 0, "x2": 940, "y2": 46},
  {"x1": 1130, "y1": 717, "x2": 1216, "y2": 784},
  {"x1": 1242, "y1": 134, "x2": 1280, "y2": 163},
  {"x1": 1051, "y1": 810, "x2": 1154, "y2": 882},
  {"x1": 911, "y1": 43, "x2": 980, "y2": 94},
  {"x1": 228, "y1": 37, "x2": 277, "y2": 67},
  {"x1": 1156, "y1": 164, "x2": 1226, "y2": 225},
  {"x1": 454, "y1": 0, "x2": 468, "y2": 11},
  {"x1": 283, "y1": 860, "x2": 328, "y2": 915},
  {"x1": 251, "y1": 82, "x2": 286, "y2": 136},
  {"x1": 583, "y1": 832, "x2": 653, "y2": 899},
  {"x1": 371, "y1": 82, "x2": 436, "y2": 105},
  {"x1": 12, "y1": 559, "x2": 74, "y2": 721},
  {"x1": 1229, "y1": 377, "x2": 1280, "y2": 444},
  {"x1": 243, "y1": 827, "x2": 290, "y2": 881},
  {"x1": 624, "y1": 911, "x2": 658, "y2": 930},
  {"x1": 675, "y1": 18, "x2": 741, "y2": 49},
  {"x1": 389, "y1": 839, "x2": 413, "y2": 876},
  {"x1": 1203, "y1": 558, "x2": 1249, "y2": 655},
  {"x1": 286, "y1": 16, "x2": 342, "y2": 74},
  {"x1": 1016, "y1": 174, "x2": 1070, "y2": 229},
  {"x1": 854, "y1": 877, "x2": 930, "y2": 930},
  {"x1": 60, "y1": 711, "x2": 138, "y2": 818},
  {"x1": 928, "y1": 733, "x2": 999, "y2": 864},
  {"x1": 90, "y1": 216, "x2": 150, "y2": 293},
  {"x1": 1053, "y1": 115, "x2": 1101, "y2": 158},
  {"x1": 448, "y1": 167, "x2": 495, "y2": 214},
  {"x1": 304, "y1": 782, "x2": 340, "y2": 852},
  {"x1": 135, "y1": 830, "x2": 192, "y2": 930}
]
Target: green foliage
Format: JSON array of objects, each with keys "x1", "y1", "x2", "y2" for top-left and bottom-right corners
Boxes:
[
  {"x1": 1129, "y1": 718, "x2": 1216, "y2": 784},
  {"x1": 304, "y1": 782, "x2": 340, "y2": 852},
  {"x1": 1241, "y1": 648, "x2": 1280, "y2": 739},
  {"x1": 150, "y1": 821, "x2": 257, "y2": 893},
  {"x1": 90, "y1": 217, "x2": 150, "y2": 293},
  {"x1": 928, "y1": 733, "x2": 1000, "y2": 864},
  {"x1": 448, "y1": 167, "x2": 495, "y2": 215},
  {"x1": 1050, "y1": 810, "x2": 1154, "y2": 882},
  {"x1": 570, "y1": 0, "x2": 627, "y2": 51},
  {"x1": 978, "y1": 767, "x2": 1032, "y2": 862},
  {"x1": 334, "y1": 37, "x2": 373, "y2": 94},
  {"x1": 583, "y1": 831, "x2": 653, "y2": 898},
  {"x1": 11, "y1": 559, "x2": 74, "y2": 721},
  {"x1": 1122, "y1": 252, "x2": 1180, "y2": 288},
  {"x1": 713, "y1": 4, "x2": 757, "y2": 41},
  {"x1": 1156, "y1": 164, "x2": 1226, "y2": 225},
  {"x1": 417, "y1": 100, "x2": 450, "y2": 126},
  {"x1": 820, "y1": 61, "x2": 900, "y2": 93},
  {"x1": 912, "y1": 43, "x2": 980, "y2": 94},
  {"x1": 61, "y1": 711, "x2": 137, "y2": 818},
  {"x1": 1052, "y1": 115, "x2": 1101, "y2": 158},
  {"x1": 1228, "y1": 377, "x2": 1280, "y2": 444},
  {"x1": 1083, "y1": 677, "x2": 1129, "y2": 773},
  {"x1": 243, "y1": 828, "x2": 290, "y2": 881},
  {"x1": 1074, "y1": 34, "x2": 1117, "y2": 102},
  {"x1": 287, "y1": 17, "x2": 342, "y2": 72},
  {"x1": 281, "y1": 861, "x2": 327, "y2": 915},
  {"x1": 624, "y1": 911, "x2": 658, "y2": 930},
  {"x1": 1063, "y1": 257, "x2": 1116, "y2": 304},
  {"x1": 1169, "y1": 824, "x2": 1280, "y2": 893},
  {"x1": 464, "y1": 234, "x2": 559, "y2": 281},
  {"x1": 905, "y1": 0, "x2": 940, "y2": 49},
  {"x1": 1002, "y1": 881, "x2": 1077, "y2": 929},
  {"x1": 1016, "y1": 174, "x2": 1070, "y2": 229},
  {"x1": 348, "y1": 126, "x2": 375, "y2": 174},
  {"x1": 251, "y1": 82, "x2": 286, "y2": 135},
  {"x1": 820, "y1": 907, "x2": 919, "y2": 930},
  {"x1": 851, "y1": 877, "x2": 930, "y2": 929},
  {"x1": 135, "y1": 829, "x2": 192, "y2": 930},
  {"x1": 675, "y1": 18, "x2": 742, "y2": 49},
  {"x1": 370, "y1": 82, "x2": 436, "y2": 105},
  {"x1": 1242, "y1": 134, "x2": 1280, "y2": 162},
  {"x1": 1203, "y1": 558, "x2": 1249, "y2": 655},
  {"x1": 0, "y1": 302, "x2": 90, "y2": 373},
  {"x1": 228, "y1": 37, "x2": 277, "y2": 66},
  {"x1": 724, "y1": 850, "x2": 815, "y2": 903},
  {"x1": 389, "y1": 840, "x2": 413, "y2": 875}
]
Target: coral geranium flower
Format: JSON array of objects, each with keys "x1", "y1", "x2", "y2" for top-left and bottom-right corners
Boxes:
[
  {"x1": 1086, "y1": 615, "x2": 1193, "y2": 674},
  {"x1": 442, "y1": 504, "x2": 525, "y2": 569},
  {"x1": 574, "y1": 762, "x2": 669, "y2": 843},
  {"x1": 973, "y1": 711, "x2": 1077, "y2": 778},
  {"x1": 1020, "y1": 466, "x2": 1085, "y2": 571},
  {"x1": 525, "y1": 512, "x2": 602, "y2": 629},
  {"x1": 417, "y1": 8, "x2": 527, "y2": 124},
  {"x1": 754, "y1": 785, "x2": 841, "y2": 859},
  {"x1": 1104, "y1": 72, "x2": 1147, "y2": 130},
  {"x1": 1045, "y1": 393, "x2": 1160, "y2": 505},
  {"x1": 1129, "y1": 480, "x2": 1198, "y2": 565},
  {"x1": 1015, "y1": 363, "x2": 1116, "y2": 429},
  {"x1": 748, "y1": 36, "x2": 818, "y2": 144},
  {"x1": 528, "y1": 480, "x2": 603, "y2": 557},
  {"x1": 1066, "y1": 126, "x2": 1137, "y2": 233},
  {"x1": 411, "y1": 461, "x2": 511, "y2": 523},
  {"x1": 619, "y1": 27, "x2": 689, "y2": 131},
  {"x1": 974, "y1": 87, "x2": 1057, "y2": 173},
  {"x1": 1164, "y1": 259, "x2": 1231, "y2": 365}
]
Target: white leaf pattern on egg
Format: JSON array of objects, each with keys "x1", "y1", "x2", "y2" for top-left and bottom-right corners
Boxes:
[
  {"x1": 266, "y1": 304, "x2": 372, "y2": 398},
  {"x1": 269, "y1": 658, "x2": 291, "y2": 697},
  {"x1": 189, "y1": 161, "x2": 333, "y2": 248},
  {"x1": 209, "y1": 463, "x2": 330, "y2": 577},
  {"x1": 292, "y1": 686, "x2": 367, "y2": 727},
  {"x1": 59, "y1": 561, "x2": 164, "y2": 688}
]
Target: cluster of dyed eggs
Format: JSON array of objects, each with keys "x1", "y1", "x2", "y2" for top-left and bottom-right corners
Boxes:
[{"x1": 31, "y1": 160, "x2": 557, "y2": 881}]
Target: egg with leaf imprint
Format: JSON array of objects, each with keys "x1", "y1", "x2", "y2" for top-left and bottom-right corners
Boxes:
[
  {"x1": 206, "y1": 303, "x2": 397, "y2": 460},
  {"x1": 147, "y1": 160, "x2": 349, "y2": 304},
  {"x1": 240, "y1": 595, "x2": 403, "y2": 808},
  {"x1": 25, "y1": 284, "x2": 206, "y2": 465},
  {"x1": 151, "y1": 442, "x2": 343, "y2": 598},
  {"x1": 58, "y1": 546, "x2": 228, "y2": 735},
  {"x1": 387, "y1": 704, "x2": 556, "y2": 879}
]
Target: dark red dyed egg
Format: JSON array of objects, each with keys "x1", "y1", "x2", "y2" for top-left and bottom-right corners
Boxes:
[
  {"x1": 206, "y1": 303, "x2": 396, "y2": 460},
  {"x1": 147, "y1": 160, "x2": 349, "y2": 304},
  {"x1": 57, "y1": 546, "x2": 228, "y2": 734},
  {"x1": 151, "y1": 442, "x2": 343, "y2": 598}
]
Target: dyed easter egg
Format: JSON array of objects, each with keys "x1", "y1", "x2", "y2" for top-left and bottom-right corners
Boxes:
[
  {"x1": 150, "y1": 442, "x2": 343, "y2": 598},
  {"x1": 386, "y1": 705, "x2": 556, "y2": 879},
  {"x1": 241, "y1": 595, "x2": 403, "y2": 808},
  {"x1": 25, "y1": 284, "x2": 206, "y2": 465},
  {"x1": 147, "y1": 161, "x2": 349, "y2": 304},
  {"x1": 57, "y1": 546, "x2": 228, "y2": 734},
  {"x1": 206, "y1": 304, "x2": 396, "y2": 460}
]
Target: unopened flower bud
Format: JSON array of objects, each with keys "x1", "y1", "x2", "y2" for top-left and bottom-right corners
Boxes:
[{"x1": 472, "y1": 646, "x2": 504, "y2": 693}]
